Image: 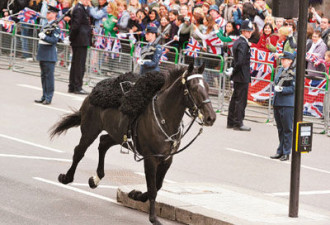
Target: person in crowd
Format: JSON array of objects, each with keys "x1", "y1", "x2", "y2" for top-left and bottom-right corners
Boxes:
[
  {"x1": 68, "y1": 0, "x2": 92, "y2": 94},
  {"x1": 252, "y1": 22, "x2": 278, "y2": 52},
  {"x1": 271, "y1": 51, "x2": 296, "y2": 161},
  {"x1": 180, "y1": 4, "x2": 189, "y2": 17},
  {"x1": 284, "y1": 19, "x2": 297, "y2": 41},
  {"x1": 147, "y1": 0, "x2": 159, "y2": 11},
  {"x1": 202, "y1": 2, "x2": 210, "y2": 15},
  {"x1": 173, "y1": 15, "x2": 191, "y2": 51},
  {"x1": 169, "y1": 9, "x2": 179, "y2": 48},
  {"x1": 209, "y1": 5, "x2": 226, "y2": 30},
  {"x1": 227, "y1": 19, "x2": 253, "y2": 131},
  {"x1": 116, "y1": 0, "x2": 130, "y2": 33},
  {"x1": 314, "y1": 50, "x2": 330, "y2": 75},
  {"x1": 35, "y1": 6, "x2": 60, "y2": 105},
  {"x1": 148, "y1": 9, "x2": 160, "y2": 27},
  {"x1": 158, "y1": 16, "x2": 171, "y2": 45},
  {"x1": 268, "y1": 26, "x2": 290, "y2": 59},
  {"x1": 127, "y1": 9, "x2": 141, "y2": 40},
  {"x1": 319, "y1": 17, "x2": 330, "y2": 49},
  {"x1": 306, "y1": 30, "x2": 328, "y2": 78},
  {"x1": 158, "y1": 4, "x2": 169, "y2": 18},
  {"x1": 89, "y1": 0, "x2": 108, "y2": 33},
  {"x1": 222, "y1": 0, "x2": 237, "y2": 22},
  {"x1": 136, "y1": 9, "x2": 149, "y2": 39},
  {"x1": 137, "y1": 24, "x2": 162, "y2": 75},
  {"x1": 127, "y1": 0, "x2": 141, "y2": 13},
  {"x1": 249, "y1": 22, "x2": 260, "y2": 44},
  {"x1": 102, "y1": 2, "x2": 118, "y2": 37},
  {"x1": 218, "y1": 21, "x2": 240, "y2": 56},
  {"x1": 274, "y1": 17, "x2": 284, "y2": 33}
]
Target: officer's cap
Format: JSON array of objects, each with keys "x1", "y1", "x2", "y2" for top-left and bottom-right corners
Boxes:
[
  {"x1": 279, "y1": 51, "x2": 296, "y2": 61},
  {"x1": 146, "y1": 24, "x2": 158, "y2": 34},
  {"x1": 48, "y1": 5, "x2": 60, "y2": 13},
  {"x1": 241, "y1": 19, "x2": 253, "y2": 31}
]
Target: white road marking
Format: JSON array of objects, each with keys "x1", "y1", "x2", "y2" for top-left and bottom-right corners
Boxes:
[
  {"x1": 34, "y1": 103, "x2": 71, "y2": 113},
  {"x1": 0, "y1": 153, "x2": 71, "y2": 162},
  {"x1": 225, "y1": 147, "x2": 330, "y2": 175},
  {"x1": 17, "y1": 84, "x2": 84, "y2": 101},
  {"x1": 0, "y1": 133, "x2": 64, "y2": 153},
  {"x1": 33, "y1": 177, "x2": 120, "y2": 205},
  {"x1": 70, "y1": 183, "x2": 118, "y2": 189},
  {"x1": 268, "y1": 190, "x2": 330, "y2": 197},
  {"x1": 134, "y1": 172, "x2": 177, "y2": 184}
]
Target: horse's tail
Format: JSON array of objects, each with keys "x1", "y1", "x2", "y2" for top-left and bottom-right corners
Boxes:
[{"x1": 50, "y1": 110, "x2": 81, "y2": 139}]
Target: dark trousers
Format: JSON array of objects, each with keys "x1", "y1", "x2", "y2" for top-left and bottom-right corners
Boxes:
[
  {"x1": 227, "y1": 82, "x2": 249, "y2": 127},
  {"x1": 40, "y1": 61, "x2": 55, "y2": 102},
  {"x1": 69, "y1": 46, "x2": 87, "y2": 91},
  {"x1": 274, "y1": 106, "x2": 294, "y2": 155}
]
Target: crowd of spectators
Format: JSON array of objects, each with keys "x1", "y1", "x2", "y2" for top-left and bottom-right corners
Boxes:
[{"x1": 1, "y1": 0, "x2": 330, "y2": 76}]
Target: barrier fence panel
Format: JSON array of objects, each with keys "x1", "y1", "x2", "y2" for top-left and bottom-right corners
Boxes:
[{"x1": 0, "y1": 29, "x2": 14, "y2": 69}]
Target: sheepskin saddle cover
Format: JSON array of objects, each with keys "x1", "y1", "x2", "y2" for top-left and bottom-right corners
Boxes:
[{"x1": 89, "y1": 71, "x2": 165, "y2": 117}]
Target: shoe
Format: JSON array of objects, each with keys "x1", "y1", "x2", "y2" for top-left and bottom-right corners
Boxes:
[
  {"x1": 34, "y1": 99, "x2": 45, "y2": 104},
  {"x1": 42, "y1": 101, "x2": 51, "y2": 105},
  {"x1": 25, "y1": 57, "x2": 33, "y2": 62},
  {"x1": 233, "y1": 125, "x2": 251, "y2": 131},
  {"x1": 227, "y1": 125, "x2": 234, "y2": 129},
  {"x1": 279, "y1": 155, "x2": 290, "y2": 161},
  {"x1": 270, "y1": 154, "x2": 282, "y2": 159},
  {"x1": 74, "y1": 89, "x2": 89, "y2": 95},
  {"x1": 68, "y1": 89, "x2": 74, "y2": 93}
]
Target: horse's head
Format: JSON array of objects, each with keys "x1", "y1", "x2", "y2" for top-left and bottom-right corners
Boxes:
[{"x1": 182, "y1": 63, "x2": 216, "y2": 126}]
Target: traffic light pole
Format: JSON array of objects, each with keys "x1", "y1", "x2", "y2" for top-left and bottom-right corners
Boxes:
[{"x1": 289, "y1": 0, "x2": 309, "y2": 217}]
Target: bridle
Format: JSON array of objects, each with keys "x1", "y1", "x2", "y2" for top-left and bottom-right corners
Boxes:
[{"x1": 182, "y1": 73, "x2": 211, "y2": 122}]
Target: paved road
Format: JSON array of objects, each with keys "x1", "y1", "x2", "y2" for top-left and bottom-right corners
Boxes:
[{"x1": 1, "y1": 69, "x2": 330, "y2": 225}]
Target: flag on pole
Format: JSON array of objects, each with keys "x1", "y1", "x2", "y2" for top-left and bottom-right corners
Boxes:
[
  {"x1": 0, "y1": 19, "x2": 15, "y2": 33},
  {"x1": 111, "y1": 39, "x2": 121, "y2": 59},
  {"x1": 160, "y1": 48, "x2": 168, "y2": 63},
  {"x1": 17, "y1": 7, "x2": 40, "y2": 24},
  {"x1": 205, "y1": 34, "x2": 222, "y2": 55},
  {"x1": 303, "y1": 78, "x2": 327, "y2": 118},
  {"x1": 185, "y1": 37, "x2": 201, "y2": 58}
]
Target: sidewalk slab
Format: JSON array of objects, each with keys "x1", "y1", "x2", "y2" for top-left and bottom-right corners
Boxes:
[{"x1": 117, "y1": 183, "x2": 330, "y2": 225}]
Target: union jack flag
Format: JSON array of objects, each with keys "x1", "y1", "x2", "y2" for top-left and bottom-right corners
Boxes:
[
  {"x1": 215, "y1": 17, "x2": 226, "y2": 29},
  {"x1": 185, "y1": 37, "x2": 201, "y2": 58},
  {"x1": 111, "y1": 39, "x2": 121, "y2": 59},
  {"x1": 0, "y1": 19, "x2": 15, "y2": 33},
  {"x1": 275, "y1": 40, "x2": 284, "y2": 54},
  {"x1": 104, "y1": 37, "x2": 113, "y2": 52},
  {"x1": 303, "y1": 78, "x2": 327, "y2": 118},
  {"x1": 17, "y1": 7, "x2": 40, "y2": 24},
  {"x1": 160, "y1": 48, "x2": 168, "y2": 63},
  {"x1": 205, "y1": 34, "x2": 222, "y2": 55},
  {"x1": 248, "y1": 48, "x2": 275, "y2": 101},
  {"x1": 94, "y1": 30, "x2": 106, "y2": 49},
  {"x1": 305, "y1": 52, "x2": 320, "y2": 63}
]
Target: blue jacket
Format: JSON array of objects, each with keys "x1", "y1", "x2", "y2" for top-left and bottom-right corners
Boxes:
[
  {"x1": 37, "y1": 26, "x2": 60, "y2": 62},
  {"x1": 140, "y1": 44, "x2": 162, "y2": 75},
  {"x1": 272, "y1": 67, "x2": 296, "y2": 107}
]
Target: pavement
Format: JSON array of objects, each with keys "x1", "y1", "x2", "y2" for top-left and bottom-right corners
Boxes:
[{"x1": 117, "y1": 183, "x2": 330, "y2": 225}]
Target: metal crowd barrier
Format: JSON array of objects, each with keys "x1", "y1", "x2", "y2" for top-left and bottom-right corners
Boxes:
[{"x1": 1, "y1": 21, "x2": 329, "y2": 135}]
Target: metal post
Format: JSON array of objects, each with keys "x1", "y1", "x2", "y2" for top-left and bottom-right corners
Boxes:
[{"x1": 289, "y1": 0, "x2": 309, "y2": 217}]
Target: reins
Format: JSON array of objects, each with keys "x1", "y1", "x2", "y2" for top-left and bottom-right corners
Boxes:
[{"x1": 123, "y1": 70, "x2": 210, "y2": 162}]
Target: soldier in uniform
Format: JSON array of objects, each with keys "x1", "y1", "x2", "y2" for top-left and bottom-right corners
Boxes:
[
  {"x1": 34, "y1": 5, "x2": 61, "y2": 105},
  {"x1": 270, "y1": 51, "x2": 296, "y2": 161},
  {"x1": 137, "y1": 24, "x2": 162, "y2": 75},
  {"x1": 227, "y1": 19, "x2": 253, "y2": 131}
]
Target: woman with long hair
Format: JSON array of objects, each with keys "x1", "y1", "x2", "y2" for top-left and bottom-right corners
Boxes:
[
  {"x1": 148, "y1": 9, "x2": 160, "y2": 27},
  {"x1": 252, "y1": 23, "x2": 278, "y2": 52},
  {"x1": 158, "y1": 16, "x2": 171, "y2": 45}
]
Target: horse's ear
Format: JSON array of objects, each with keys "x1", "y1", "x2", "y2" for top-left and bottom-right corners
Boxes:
[
  {"x1": 198, "y1": 63, "x2": 205, "y2": 74},
  {"x1": 188, "y1": 62, "x2": 194, "y2": 75}
]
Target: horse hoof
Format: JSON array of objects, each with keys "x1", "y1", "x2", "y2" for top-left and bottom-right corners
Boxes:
[
  {"x1": 88, "y1": 176, "x2": 97, "y2": 189},
  {"x1": 128, "y1": 190, "x2": 142, "y2": 200},
  {"x1": 58, "y1": 174, "x2": 72, "y2": 184},
  {"x1": 151, "y1": 219, "x2": 163, "y2": 225}
]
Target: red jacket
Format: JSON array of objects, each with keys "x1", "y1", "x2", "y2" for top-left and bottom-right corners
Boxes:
[{"x1": 252, "y1": 33, "x2": 279, "y2": 52}]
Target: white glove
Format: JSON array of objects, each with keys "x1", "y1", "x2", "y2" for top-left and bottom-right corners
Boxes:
[
  {"x1": 274, "y1": 86, "x2": 283, "y2": 92},
  {"x1": 63, "y1": 36, "x2": 70, "y2": 45},
  {"x1": 224, "y1": 67, "x2": 233, "y2": 76},
  {"x1": 137, "y1": 59, "x2": 145, "y2": 65},
  {"x1": 38, "y1": 32, "x2": 46, "y2": 39}
]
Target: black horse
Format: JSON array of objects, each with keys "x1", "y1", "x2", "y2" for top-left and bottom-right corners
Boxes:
[
  {"x1": 50, "y1": 63, "x2": 216, "y2": 225},
  {"x1": 0, "y1": 0, "x2": 28, "y2": 15}
]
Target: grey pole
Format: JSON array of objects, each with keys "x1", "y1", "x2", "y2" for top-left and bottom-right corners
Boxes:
[{"x1": 288, "y1": 0, "x2": 309, "y2": 217}]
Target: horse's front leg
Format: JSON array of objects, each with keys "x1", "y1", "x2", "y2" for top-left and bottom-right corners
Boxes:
[{"x1": 89, "y1": 134, "x2": 115, "y2": 188}]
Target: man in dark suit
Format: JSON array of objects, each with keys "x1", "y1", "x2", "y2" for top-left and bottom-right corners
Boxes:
[
  {"x1": 34, "y1": 5, "x2": 61, "y2": 105},
  {"x1": 68, "y1": 0, "x2": 92, "y2": 94},
  {"x1": 227, "y1": 19, "x2": 253, "y2": 131}
]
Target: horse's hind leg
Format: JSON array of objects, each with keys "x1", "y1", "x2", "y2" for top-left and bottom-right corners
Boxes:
[
  {"x1": 58, "y1": 127, "x2": 101, "y2": 185},
  {"x1": 89, "y1": 134, "x2": 116, "y2": 189}
]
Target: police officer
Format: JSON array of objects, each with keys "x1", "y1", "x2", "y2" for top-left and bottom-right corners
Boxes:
[
  {"x1": 227, "y1": 19, "x2": 253, "y2": 131},
  {"x1": 137, "y1": 24, "x2": 162, "y2": 75},
  {"x1": 34, "y1": 5, "x2": 61, "y2": 105},
  {"x1": 270, "y1": 51, "x2": 296, "y2": 161}
]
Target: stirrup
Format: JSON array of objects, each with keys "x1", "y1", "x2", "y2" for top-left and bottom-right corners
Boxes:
[{"x1": 120, "y1": 135, "x2": 130, "y2": 154}]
